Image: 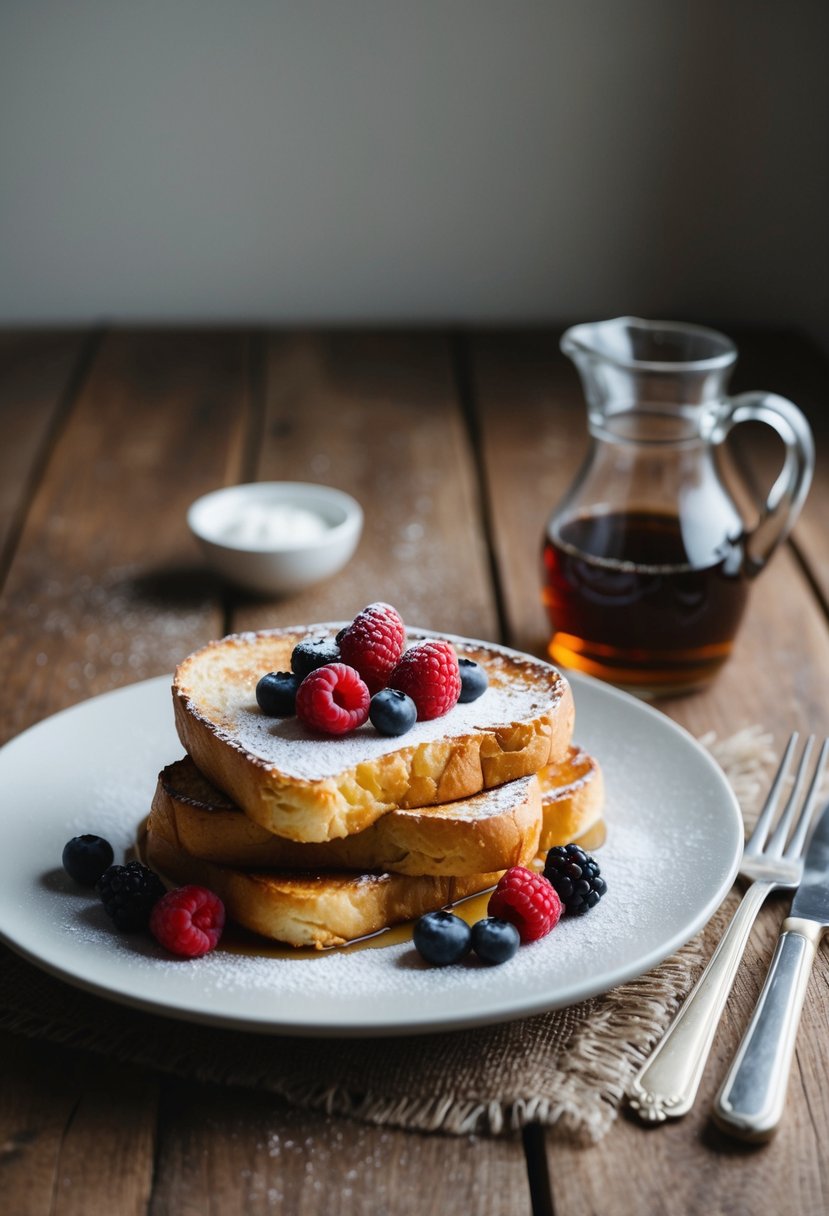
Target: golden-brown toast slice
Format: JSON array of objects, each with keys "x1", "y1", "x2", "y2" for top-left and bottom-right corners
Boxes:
[
  {"x1": 173, "y1": 626, "x2": 575, "y2": 844},
  {"x1": 144, "y1": 822, "x2": 500, "y2": 949},
  {"x1": 150, "y1": 756, "x2": 543, "y2": 876},
  {"x1": 537, "y1": 746, "x2": 605, "y2": 850}
]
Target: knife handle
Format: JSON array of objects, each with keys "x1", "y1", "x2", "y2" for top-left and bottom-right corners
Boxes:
[{"x1": 713, "y1": 917, "x2": 822, "y2": 1141}]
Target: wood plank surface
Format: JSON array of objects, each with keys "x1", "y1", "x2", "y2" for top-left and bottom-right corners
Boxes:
[
  {"x1": 468, "y1": 328, "x2": 829, "y2": 1216},
  {"x1": 0, "y1": 331, "x2": 250, "y2": 1215},
  {"x1": 0, "y1": 329, "x2": 525, "y2": 1216},
  {"x1": 2, "y1": 325, "x2": 828, "y2": 1216},
  {"x1": 150, "y1": 1082, "x2": 529, "y2": 1216},
  {"x1": 233, "y1": 331, "x2": 498, "y2": 639},
  {"x1": 0, "y1": 331, "x2": 92, "y2": 577},
  {"x1": 0, "y1": 1031, "x2": 157, "y2": 1216},
  {"x1": 0, "y1": 329, "x2": 250, "y2": 741}
]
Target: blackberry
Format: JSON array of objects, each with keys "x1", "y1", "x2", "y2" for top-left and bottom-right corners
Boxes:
[
  {"x1": 62, "y1": 834, "x2": 114, "y2": 886},
  {"x1": 543, "y1": 844, "x2": 607, "y2": 915},
  {"x1": 256, "y1": 671, "x2": 300, "y2": 716},
  {"x1": 458, "y1": 658, "x2": 488, "y2": 703},
  {"x1": 96, "y1": 861, "x2": 166, "y2": 932},
  {"x1": 290, "y1": 636, "x2": 341, "y2": 679}
]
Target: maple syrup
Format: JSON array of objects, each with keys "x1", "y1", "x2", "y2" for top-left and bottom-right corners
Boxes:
[
  {"x1": 219, "y1": 821, "x2": 607, "y2": 958},
  {"x1": 542, "y1": 510, "x2": 750, "y2": 694}
]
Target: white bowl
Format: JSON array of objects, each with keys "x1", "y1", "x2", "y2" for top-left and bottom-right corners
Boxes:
[{"x1": 187, "y1": 482, "x2": 363, "y2": 596}]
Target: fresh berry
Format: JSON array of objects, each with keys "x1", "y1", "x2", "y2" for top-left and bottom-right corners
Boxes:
[
  {"x1": 256, "y1": 671, "x2": 300, "y2": 716},
  {"x1": 295, "y1": 663, "x2": 370, "y2": 734},
  {"x1": 412, "y1": 910, "x2": 472, "y2": 966},
  {"x1": 458, "y1": 658, "x2": 488, "y2": 703},
  {"x1": 338, "y1": 603, "x2": 406, "y2": 693},
  {"x1": 291, "y1": 635, "x2": 341, "y2": 679},
  {"x1": 96, "y1": 861, "x2": 166, "y2": 932},
  {"x1": 543, "y1": 844, "x2": 607, "y2": 915},
  {"x1": 369, "y1": 688, "x2": 417, "y2": 736},
  {"x1": 61, "y1": 834, "x2": 114, "y2": 886},
  {"x1": 487, "y1": 866, "x2": 561, "y2": 943},
  {"x1": 471, "y1": 917, "x2": 520, "y2": 964},
  {"x1": 149, "y1": 885, "x2": 225, "y2": 958},
  {"x1": 389, "y1": 641, "x2": 461, "y2": 720}
]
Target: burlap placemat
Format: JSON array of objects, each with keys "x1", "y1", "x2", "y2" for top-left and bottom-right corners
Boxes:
[{"x1": 0, "y1": 729, "x2": 771, "y2": 1142}]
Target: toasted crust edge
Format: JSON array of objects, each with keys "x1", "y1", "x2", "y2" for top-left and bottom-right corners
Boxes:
[
  {"x1": 173, "y1": 627, "x2": 575, "y2": 843},
  {"x1": 145, "y1": 826, "x2": 500, "y2": 949},
  {"x1": 538, "y1": 747, "x2": 605, "y2": 850},
  {"x1": 152, "y1": 759, "x2": 543, "y2": 876}
]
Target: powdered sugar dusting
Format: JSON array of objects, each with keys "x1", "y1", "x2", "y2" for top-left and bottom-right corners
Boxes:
[
  {"x1": 5, "y1": 666, "x2": 744, "y2": 1034},
  {"x1": 57, "y1": 809, "x2": 655, "y2": 1005},
  {"x1": 180, "y1": 627, "x2": 566, "y2": 781}
]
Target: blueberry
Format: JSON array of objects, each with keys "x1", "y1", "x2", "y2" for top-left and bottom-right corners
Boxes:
[
  {"x1": 256, "y1": 671, "x2": 300, "y2": 716},
  {"x1": 369, "y1": 688, "x2": 417, "y2": 736},
  {"x1": 412, "y1": 910, "x2": 472, "y2": 966},
  {"x1": 458, "y1": 658, "x2": 488, "y2": 703},
  {"x1": 471, "y1": 917, "x2": 520, "y2": 965},
  {"x1": 290, "y1": 636, "x2": 341, "y2": 679},
  {"x1": 62, "y1": 834, "x2": 115, "y2": 886}
]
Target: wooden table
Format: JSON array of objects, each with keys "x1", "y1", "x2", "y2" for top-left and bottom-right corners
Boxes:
[{"x1": 1, "y1": 327, "x2": 827, "y2": 1215}]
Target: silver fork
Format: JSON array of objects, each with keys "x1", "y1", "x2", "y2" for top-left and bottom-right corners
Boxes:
[{"x1": 627, "y1": 732, "x2": 828, "y2": 1123}]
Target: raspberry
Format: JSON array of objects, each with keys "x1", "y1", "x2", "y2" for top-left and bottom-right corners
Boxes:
[
  {"x1": 150, "y1": 885, "x2": 225, "y2": 958},
  {"x1": 487, "y1": 866, "x2": 562, "y2": 943},
  {"x1": 338, "y1": 602, "x2": 406, "y2": 693},
  {"x1": 389, "y1": 640, "x2": 461, "y2": 720},
  {"x1": 295, "y1": 663, "x2": 371, "y2": 734}
]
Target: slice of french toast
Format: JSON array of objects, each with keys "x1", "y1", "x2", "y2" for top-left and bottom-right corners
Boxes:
[
  {"x1": 538, "y1": 746, "x2": 605, "y2": 850},
  {"x1": 173, "y1": 626, "x2": 575, "y2": 844},
  {"x1": 149, "y1": 745, "x2": 603, "y2": 875},
  {"x1": 144, "y1": 819, "x2": 501, "y2": 949},
  {"x1": 149, "y1": 756, "x2": 543, "y2": 876}
]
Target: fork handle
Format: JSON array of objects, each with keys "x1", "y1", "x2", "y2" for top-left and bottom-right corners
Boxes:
[
  {"x1": 627, "y1": 880, "x2": 774, "y2": 1122},
  {"x1": 712, "y1": 917, "x2": 823, "y2": 1141}
]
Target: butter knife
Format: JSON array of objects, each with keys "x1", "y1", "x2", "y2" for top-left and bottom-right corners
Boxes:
[{"x1": 713, "y1": 799, "x2": 829, "y2": 1141}]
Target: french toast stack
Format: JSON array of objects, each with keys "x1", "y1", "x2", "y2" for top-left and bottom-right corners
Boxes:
[{"x1": 144, "y1": 623, "x2": 604, "y2": 948}]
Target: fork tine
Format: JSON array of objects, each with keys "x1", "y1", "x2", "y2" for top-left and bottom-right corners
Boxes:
[
  {"x1": 783, "y1": 737, "x2": 829, "y2": 859},
  {"x1": 766, "y1": 736, "x2": 815, "y2": 855},
  {"x1": 746, "y1": 732, "x2": 799, "y2": 854}
]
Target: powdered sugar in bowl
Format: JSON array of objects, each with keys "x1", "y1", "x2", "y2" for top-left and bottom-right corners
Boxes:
[{"x1": 187, "y1": 482, "x2": 363, "y2": 596}]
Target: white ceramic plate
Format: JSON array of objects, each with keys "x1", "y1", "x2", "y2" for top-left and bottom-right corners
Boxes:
[{"x1": 0, "y1": 672, "x2": 742, "y2": 1036}]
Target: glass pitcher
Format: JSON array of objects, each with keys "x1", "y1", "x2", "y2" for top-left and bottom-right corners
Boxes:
[{"x1": 541, "y1": 317, "x2": 814, "y2": 695}]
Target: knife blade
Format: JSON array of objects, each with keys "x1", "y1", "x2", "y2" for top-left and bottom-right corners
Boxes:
[{"x1": 713, "y1": 799, "x2": 829, "y2": 1141}]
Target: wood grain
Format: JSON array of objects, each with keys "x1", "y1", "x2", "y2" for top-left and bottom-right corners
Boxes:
[
  {"x1": 0, "y1": 331, "x2": 91, "y2": 577},
  {"x1": 1, "y1": 326, "x2": 827, "y2": 1216},
  {"x1": 0, "y1": 329, "x2": 251, "y2": 742},
  {"x1": 232, "y1": 331, "x2": 498, "y2": 641},
  {"x1": 0, "y1": 1032, "x2": 157, "y2": 1216},
  {"x1": 150, "y1": 1082, "x2": 529, "y2": 1216}
]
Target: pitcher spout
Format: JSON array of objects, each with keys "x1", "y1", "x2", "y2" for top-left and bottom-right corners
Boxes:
[{"x1": 561, "y1": 317, "x2": 737, "y2": 373}]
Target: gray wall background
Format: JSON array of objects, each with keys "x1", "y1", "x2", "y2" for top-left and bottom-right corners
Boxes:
[{"x1": 1, "y1": 1, "x2": 827, "y2": 349}]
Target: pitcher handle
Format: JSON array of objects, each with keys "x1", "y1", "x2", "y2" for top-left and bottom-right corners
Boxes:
[{"x1": 713, "y1": 392, "x2": 814, "y2": 574}]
